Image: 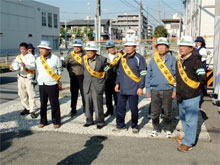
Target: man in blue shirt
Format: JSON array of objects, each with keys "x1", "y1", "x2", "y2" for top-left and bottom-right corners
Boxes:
[
  {"x1": 36, "y1": 40, "x2": 63, "y2": 129},
  {"x1": 146, "y1": 37, "x2": 176, "y2": 138},
  {"x1": 114, "y1": 37, "x2": 147, "y2": 133}
]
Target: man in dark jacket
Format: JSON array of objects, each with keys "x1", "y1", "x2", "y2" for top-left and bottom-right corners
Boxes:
[
  {"x1": 114, "y1": 37, "x2": 147, "y2": 133},
  {"x1": 176, "y1": 36, "x2": 206, "y2": 152},
  {"x1": 66, "y1": 39, "x2": 85, "y2": 117},
  {"x1": 103, "y1": 40, "x2": 120, "y2": 117}
]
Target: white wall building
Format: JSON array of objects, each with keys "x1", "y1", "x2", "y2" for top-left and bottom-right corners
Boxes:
[
  {"x1": 162, "y1": 13, "x2": 182, "y2": 37},
  {"x1": 0, "y1": 0, "x2": 60, "y2": 56},
  {"x1": 213, "y1": 0, "x2": 220, "y2": 103},
  {"x1": 183, "y1": 0, "x2": 215, "y2": 50},
  {"x1": 111, "y1": 14, "x2": 148, "y2": 40}
]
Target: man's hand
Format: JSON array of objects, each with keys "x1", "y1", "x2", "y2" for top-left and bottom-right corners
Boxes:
[
  {"x1": 172, "y1": 92, "x2": 176, "y2": 98},
  {"x1": 115, "y1": 84, "x2": 120, "y2": 92},
  {"x1": 21, "y1": 62, "x2": 25, "y2": 67},
  {"x1": 137, "y1": 88, "x2": 143, "y2": 96},
  {"x1": 146, "y1": 93, "x2": 151, "y2": 98},
  {"x1": 9, "y1": 65, "x2": 14, "y2": 71}
]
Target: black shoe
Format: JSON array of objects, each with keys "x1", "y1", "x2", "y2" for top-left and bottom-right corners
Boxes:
[
  {"x1": 20, "y1": 109, "x2": 30, "y2": 116},
  {"x1": 30, "y1": 112, "x2": 38, "y2": 118},
  {"x1": 83, "y1": 123, "x2": 94, "y2": 127},
  {"x1": 104, "y1": 111, "x2": 113, "y2": 117},
  {"x1": 68, "y1": 111, "x2": 77, "y2": 117},
  {"x1": 97, "y1": 125, "x2": 104, "y2": 129}
]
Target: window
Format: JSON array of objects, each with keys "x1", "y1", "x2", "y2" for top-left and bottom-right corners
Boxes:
[
  {"x1": 171, "y1": 23, "x2": 179, "y2": 29},
  {"x1": 42, "y1": 12, "x2": 46, "y2": 26},
  {"x1": 54, "y1": 14, "x2": 58, "y2": 28},
  {"x1": 48, "y1": 13, "x2": 52, "y2": 28}
]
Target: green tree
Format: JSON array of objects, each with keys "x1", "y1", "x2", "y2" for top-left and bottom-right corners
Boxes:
[
  {"x1": 88, "y1": 28, "x2": 94, "y2": 41},
  {"x1": 153, "y1": 26, "x2": 168, "y2": 38},
  {"x1": 60, "y1": 27, "x2": 65, "y2": 39}
]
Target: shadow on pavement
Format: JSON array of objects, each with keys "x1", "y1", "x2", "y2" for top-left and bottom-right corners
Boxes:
[
  {"x1": 57, "y1": 136, "x2": 107, "y2": 165},
  {"x1": 0, "y1": 131, "x2": 32, "y2": 153},
  {"x1": 0, "y1": 76, "x2": 17, "y2": 85}
]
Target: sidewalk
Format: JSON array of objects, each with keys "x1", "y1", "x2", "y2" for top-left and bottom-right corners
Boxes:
[{"x1": 0, "y1": 84, "x2": 211, "y2": 141}]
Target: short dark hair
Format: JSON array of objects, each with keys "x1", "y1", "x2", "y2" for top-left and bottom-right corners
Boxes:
[{"x1": 19, "y1": 42, "x2": 28, "y2": 49}]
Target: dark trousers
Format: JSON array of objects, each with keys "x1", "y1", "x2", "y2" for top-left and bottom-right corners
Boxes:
[
  {"x1": 84, "y1": 83, "x2": 104, "y2": 126},
  {"x1": 151, "y1": 89, "x2": 173, "y2": 132},
  {"x1": 39, "y1": 84, "x2": 61, "y2": 125},
  {"x1": 105, "y1": 80, "x2": 117, "y2": 113},
  {"x1": 70, "y1": 75, "x2": 85, "y2": 112},
  {"x1": 116, "y1": 94, "x2": 139, "y2": 129}
]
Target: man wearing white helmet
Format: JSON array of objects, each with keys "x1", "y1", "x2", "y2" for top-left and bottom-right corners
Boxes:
[
  {"x1": 114, "y1": 37, "x2": 147, "y2": 133},
  {"x1": 176, "y1": 36, "x2": 206, "y2": 152},
  {"x1": 65, "y1": 39, "x2": 85, "y2": 117},
  {"x1": 36, "y1": 40, "x2": 63, "y2": 129},
  {"x1": 146, "y1": 37, "x2": 176, "y2": 138},
  {"x1": 82, "y1": 41, "x2": 108, "y2": 129}
]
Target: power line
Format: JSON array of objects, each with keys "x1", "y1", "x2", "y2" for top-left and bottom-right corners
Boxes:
[
  {"x1": 61, "y1": 10, "x2": 137, "y2": 15},
  {"x1": 124, "y1": 0, "x2": 138, "y2": 9},
  {"x1": 133, "y1": 0, "x2": 161, "y2": 25},
  {"x1": 161, "y1": 0, "x2": 183, "y2": 15},
  {"x1": 119, "y1": 0, "x2": 136, "y2": 10}
]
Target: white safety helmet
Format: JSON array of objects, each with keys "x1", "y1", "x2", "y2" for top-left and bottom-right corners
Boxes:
[
  {"x1": 178, "y1": 36, "x2": 195, "y2": 47},
  {"x1": 84, "y1": 41, "x2": 99, "y2": 51}
]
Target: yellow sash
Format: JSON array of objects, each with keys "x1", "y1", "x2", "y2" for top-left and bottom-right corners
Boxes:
[
  {"x1": 177, "y1": 58, "x2": 200, "y2": 89},
  {"x1": 70, "y1": 51, "x2": 82, "y2": 64},
  {"x1": 83, "y1": 55, "x2": 105, "y2": 78},
  {"x1": 40, "y1": 55, "x2": 61, "y2": 82},
  {"x1": 154, "y1": 52, "x2": 175, "y2": 86},
  {"x1": 121, "y1": 54, "x2": 141, "y2": 83},
  {"x1": 108, "y1": 53, "x2": 123, "y2": 68},
  {"x1": 17, "y1": 54, "x2": 35, "y2": 74}
]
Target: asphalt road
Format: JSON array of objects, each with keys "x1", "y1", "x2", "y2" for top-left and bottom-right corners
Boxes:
[
  {"x1": 0, "y1": 69, "x2": 70, "y2": 104},
  {"x1": 0, "y1": 131, "x2": 219, "y2": 165}
]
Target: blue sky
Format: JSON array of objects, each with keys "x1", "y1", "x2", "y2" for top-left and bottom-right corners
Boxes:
[{"x1": 34, "y1": 0, "x2": 184, "y2": 26}]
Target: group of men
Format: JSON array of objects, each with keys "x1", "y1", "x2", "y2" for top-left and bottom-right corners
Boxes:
[{"x1": 10, "y1": 35, "x2": 206, "y2": 152}]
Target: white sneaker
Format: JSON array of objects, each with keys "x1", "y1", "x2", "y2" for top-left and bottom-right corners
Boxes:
[
  {"x1": 151, "y1": 130, "x2": 159, "y2": 137},
  {"x1": 166, "y1": 131, "x2": 172, "y2": 138}
]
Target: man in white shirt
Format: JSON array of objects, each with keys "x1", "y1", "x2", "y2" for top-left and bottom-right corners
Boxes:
[
  {"x1": 35, "y1": 40, "x2": 63, "y2": 129},
  {"x1": 10, "y1": 42, "x2": 37, "y2": 118}
]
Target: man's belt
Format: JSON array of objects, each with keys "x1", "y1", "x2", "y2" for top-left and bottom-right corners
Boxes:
[{"x1": 19, "y1": 74, "x2": 27, "y2": 78}]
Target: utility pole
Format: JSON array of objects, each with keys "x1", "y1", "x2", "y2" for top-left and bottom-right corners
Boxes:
[
  {"x1": 158, "y1": 0, "x2": 161, "y2": 24},
  {"x1": 138, "y1": 0, "x2": 142, "y2": 54},
  {"x1": 138, "y1": 0, "x2": 142, "y2": 41},
  {"x1": 87, "y1": 0, "x2": 90, "y2": 40},
  {"x1": 65, "y1": 20, "x2": 67, "y2": 49},
  {"x1": 96, "y1": 0, "x2": 101, "y2": 41},
  {"x1": 96, "y1": 0, "x2": 101, "y2": 53}
]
